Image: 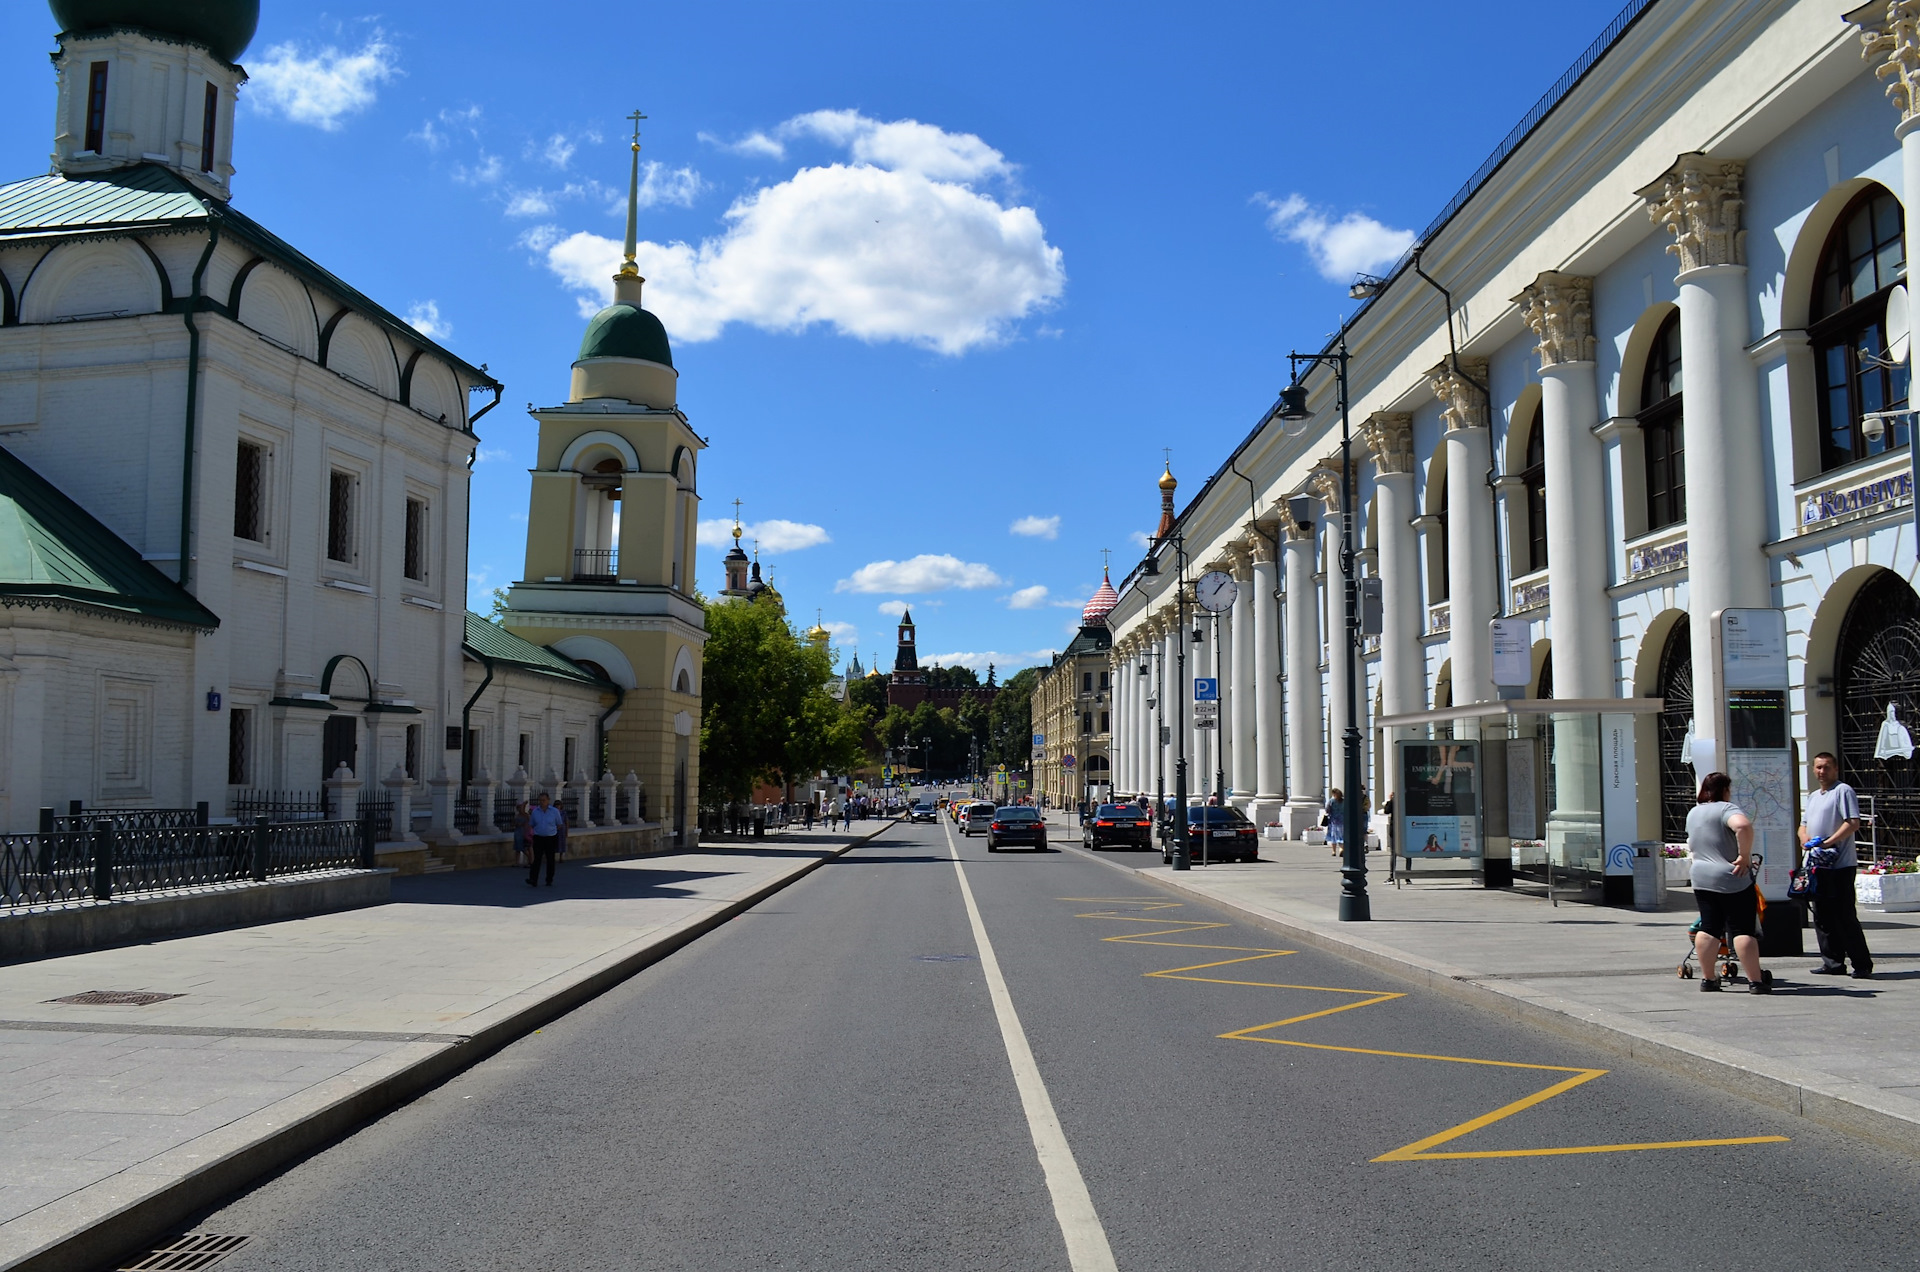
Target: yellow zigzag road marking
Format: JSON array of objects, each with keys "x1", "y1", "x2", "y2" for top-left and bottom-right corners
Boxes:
[{"x1": 1063, "y1": 898, "x2": 1788, "y2": 1163}]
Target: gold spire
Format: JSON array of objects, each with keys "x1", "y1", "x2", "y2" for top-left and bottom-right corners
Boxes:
[
  {"x1": 613, "y1": 108, "x2": 647, "y2": 305},
  {"x1": 731, "y1": 496, "x2": 743, "y2": 543}
]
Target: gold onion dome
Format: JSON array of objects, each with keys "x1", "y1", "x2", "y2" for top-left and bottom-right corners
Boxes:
[{"x1": 1158, "y1": 466, "x2": 1178, "y2": 492}]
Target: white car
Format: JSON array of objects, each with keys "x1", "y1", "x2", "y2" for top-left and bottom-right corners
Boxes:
[{"x1": 958, "y1": 801, "x2": 996, "y2": 836}]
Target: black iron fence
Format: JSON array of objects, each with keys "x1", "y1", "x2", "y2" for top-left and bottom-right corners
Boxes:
[
  {"x1": 0, "y1": 817, "x2": 373, "y2": 909},
  {"x1": 230, "y1": 790, "x2": 329, "y2": 822},
  {"x1": 41, "y1": 803, "x2": 210, "y2": 834}
]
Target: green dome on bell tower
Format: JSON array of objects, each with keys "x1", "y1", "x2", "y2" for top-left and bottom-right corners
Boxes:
[
  {"x1": 579, "y1": 302, "x2": 673, "y2": 368},
  {"x1": 49, "y1": 0, "x2": 259, "y2": 63}
]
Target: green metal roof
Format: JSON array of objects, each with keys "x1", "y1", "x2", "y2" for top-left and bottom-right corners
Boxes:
[
  {"x1": 50, "y1": 1, "x2": 261, "y2": 64},
  {"x1": 464, "y1": 612, "x2": 617, "y2": 690},
  {"x1": 578, "y1": 302, "x2": 673, "y2": 368},
  {"x1": 0, "y1": 166, "x2": 499, "y2": 390},
  {"x1": 0, "y1": 444, "x2": 219, "y2": 629}
]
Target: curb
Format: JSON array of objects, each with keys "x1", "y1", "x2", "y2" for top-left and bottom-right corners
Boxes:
[
  {"x1": 2, "y1": 823, "x2": 897, "y2": 1272},
  {"x1": 1053, "y1": 833, "x2": 1920, "y2": 1159}
]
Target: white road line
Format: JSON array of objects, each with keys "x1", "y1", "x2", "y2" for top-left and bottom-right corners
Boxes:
[{"x1": 941, "y1": 817, "x2": 1119, "y2": 1272}]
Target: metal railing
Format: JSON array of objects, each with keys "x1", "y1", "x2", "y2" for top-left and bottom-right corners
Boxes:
[
  {"x1": 573, "y1": 548, "x2": 617, "y2": 580},
  {"x1": 41, "y1": 803, "x2": 209, "y2": 833},
  {"x1": 230, "y1": 790, "x2": 329, "y2": 822},
  {"x1": 1, "y1": 817, "x2": 372, "y2": 909}
]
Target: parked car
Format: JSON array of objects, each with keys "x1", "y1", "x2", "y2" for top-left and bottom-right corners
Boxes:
[
  {"x1": 986, "y1": 806, "x2": 1047, "y2": 852},
  {"x1": 910, "y1": 801, "x2": 937, "y2": 823},
  {"x1": 959, "y1": 801, "x2": 996, "y2": 836},
  {"x1": 1160, "y1": 806, "x2": 1260, "y2": 864},
  {"x1": 1084, "y1": 802, "x2": 1153, "y2": 849}
]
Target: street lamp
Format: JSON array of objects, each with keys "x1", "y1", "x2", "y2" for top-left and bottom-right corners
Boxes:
[
  {"x1": 1171, "y1": 535, "x2": 1192, "y2": 871},
  {"x1": 1277, "y1": 336, "x2": 1370, "y2": 922}
]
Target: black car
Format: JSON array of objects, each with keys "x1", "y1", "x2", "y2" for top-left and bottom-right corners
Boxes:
[
  {"x1": 909, "y1": 801, "x2": 937, "y2": 823},
  {"x1": 1160, "y1": 806, "x2": 1260, "y2": 864},
  {"x1": 1084, "y1": 802, "x2": 1152, "y2": 849},
  {"x1": 985, "y1": 806, "x2": 1047, "y2": 852}
]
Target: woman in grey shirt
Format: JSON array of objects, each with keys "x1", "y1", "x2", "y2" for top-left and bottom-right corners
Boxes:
[{"x1": 1687, "y1": 771, "x2": 1768, "y2": 993}]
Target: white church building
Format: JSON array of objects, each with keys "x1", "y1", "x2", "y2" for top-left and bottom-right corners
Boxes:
[
  {"x1": 1108, "y1": 0, "x2": 1920, "y2": 888},
  {"x1": 0, "y1": 2, "x2": 673, "y2": 834}
]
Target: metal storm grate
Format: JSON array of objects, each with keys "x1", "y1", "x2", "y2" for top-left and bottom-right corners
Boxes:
[
  {"x1": 117, "y1": 1233, "x2": 251, "y2": 1270},
  {"x1": 45, "y1": 990, "x2": 184, "y2": 1006}
]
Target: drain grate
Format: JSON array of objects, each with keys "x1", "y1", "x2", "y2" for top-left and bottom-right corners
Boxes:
[
  {"x1": 45, "y1": 990, "x2": 184, "y2": 1007},
  {"x1": 117, "y1": 1233, "x2": 251, "y2": 1270},
  {"x1": 915, "y1": 954, "x2": 975, "y2": 962}
]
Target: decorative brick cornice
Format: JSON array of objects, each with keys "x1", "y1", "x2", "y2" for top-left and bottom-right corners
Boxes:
[
  {"x1": 1361, "y1": 412, "x2": 1414, "y2": 474},
  {"x1": 1847, "y1": 1, "x2": 1920, "y2": 127},
  {"x1": 1426, "y1": 358, "x2": 1490, "y2": 432},
  {"x1": 1637, "y1": 152, "x2": 1745, "y2": 272},
  {"x1": 1514, "y1": 271, "x2": 1596, "y2": 368}
]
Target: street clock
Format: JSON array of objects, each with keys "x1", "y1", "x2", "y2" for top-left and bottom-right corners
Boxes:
[{"x1": 1194, "y1": 570, "x2": 1239, "y2": 613}]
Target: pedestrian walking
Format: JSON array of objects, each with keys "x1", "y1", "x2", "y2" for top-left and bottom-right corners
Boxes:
[
  {"x1": 526, "y1": 791, "x2": 566, "y2": 887},
  {"x1": 803, "y1": 802, "x2": 814, "y2": 831},
  {"x1": 511, "y1": 800, "x2": 531, "y2": 867},
  {"x1": 1800, "y1": 751, "x2": 1874, "y2": 979},
  {"x1": 1688, "y1": 771, "x2": 1769, "y2": 993},
  {"x1": 1324, "y1": 789, "x2": 1345, "y2": 857}
]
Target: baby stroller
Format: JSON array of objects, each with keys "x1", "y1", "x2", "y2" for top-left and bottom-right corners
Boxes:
[{"x1": 1677, "y1": 884, "x2": 1774, "y2": 986}]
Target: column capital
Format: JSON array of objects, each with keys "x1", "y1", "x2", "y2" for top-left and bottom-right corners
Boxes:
[
  {"x1": 1636, "y1": 152, "x2": 1746, "y2": 272},
  {"x1": 1514, "y1": 271, "x2": 1596, "y2": 368},
  {"x1": 1361, "y1": 411, "x2": 1414, "y2": 474},
  {"x1": 1426, "y1": 357, "x2": 1491, "y2": 432},
  {"x1": 1282, "y1": 513, "x2": 1316, "y2": 543},
  {"x1": 1222, "y1": 540, "x2": 1253, "y2": 575},
  {"x1": 1304, "y1": 465, "x2": 1344, "y2": 513},
  {"x1": 1244, "y1": 528, "x2": 1278, "y2": 564},
  {"x1": 1847, "y1": 1, "x2": 1920, "y2": 128}
]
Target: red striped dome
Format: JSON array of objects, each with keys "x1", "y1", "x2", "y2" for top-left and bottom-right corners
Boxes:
[{"x1": 1082, "y1": 572, "x2": 1118, "y2": 626}]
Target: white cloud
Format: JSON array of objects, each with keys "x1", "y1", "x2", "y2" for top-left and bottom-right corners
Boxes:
[
  {"x1": 922, "y1": 649, "x2": 1056, "y2": 674},
  {"x1": 637, "y1": 161, "x2": 705, "y2": 208},
  {"x1": 543, "y1": 133, "x2": 576, "y2": 170},
  {"x1": 822, "y1": 620, "x2": 860, "y2": 643},
  {"x1": 1010, "y1": 514, "x2": 1060, "y2": 540},
  {"x1": 1128, "y1": 530, "x2": 1153, "y2": 549},
  {"x1": 695, "y1": 518, "x2": 831, "y2": 552},
  {"x1": 1256, "y1": 193, "x2": 1415, "y2": 283},
  {"x1": 1007, "y1": 585, "x2": 1049, "y2": 610},
  {"x1": 700, "y1": 129, "x2": 787, "y2": 160},
  {"x1": 404, "y1": 300, "x2": 451, "y2": 341},
  {"x1": 837, "y1": 555, "x2": 1004, "y2": 593},
  {"x1": 473, "y1": 447, "x2": 512, "y2": 464},
  {"x1": 534, "y1": 112, "x2": 1063, "y2": 354},
  {"x1": 877, "y1": 600, "x2": 910, "y2": 617},
  {"x1": 412, "y1": 105, "x2": 481, "y2": 151},
  {"x1": 249, "y1": 32, "x2": 398, "y2": 131},
  {"x1": 455, "y1": 153, "x2": 505, "y2": 185}
]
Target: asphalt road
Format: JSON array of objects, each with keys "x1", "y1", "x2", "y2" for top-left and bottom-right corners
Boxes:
[{"x1": 166, "y1": 812, "x2": 1920, "y2": 1272}]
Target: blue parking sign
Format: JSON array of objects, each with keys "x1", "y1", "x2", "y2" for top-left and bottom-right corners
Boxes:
[{"x1": 1193, "y1": 678, "x2": 1218, "y2": 701}]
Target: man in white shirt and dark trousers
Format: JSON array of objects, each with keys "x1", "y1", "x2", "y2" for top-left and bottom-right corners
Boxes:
[
  {"x1": 526, "y1": 792, "x2": 566, "y2": 888},
  {"x1": 1798, "y1": 752, "x2": 1873, "y2": 979}
]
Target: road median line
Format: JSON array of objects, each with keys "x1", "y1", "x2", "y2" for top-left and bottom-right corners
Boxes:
[
  {"x1": 1, "y1": 822, "x2": 899, "y2": 1272},
  {"x1": 1053, "y1": 832, "x2": 1920, "y2": 1158}
]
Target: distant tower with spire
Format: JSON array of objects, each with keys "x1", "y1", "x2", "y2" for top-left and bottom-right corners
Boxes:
[
  {"x1": 887, "y1": 609, "x2": 928, "y2": 708},
  {"x1": 722, "y1": 500, "x2": 750, "y2": 597},
  {"x1": 1154, "y1": 453, "x2": 1178, "y2": 543}
]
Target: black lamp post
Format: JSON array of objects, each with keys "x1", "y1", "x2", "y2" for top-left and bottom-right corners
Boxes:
[
  {"x1": 1171, "y1": 536, "x2": 1192, "y2": 871},
  {"x1": 1277, "y1": 337, "x2": 1370, "y2": 922}
]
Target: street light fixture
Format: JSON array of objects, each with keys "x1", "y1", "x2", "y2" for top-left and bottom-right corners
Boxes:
[{"x1": 1277, "y1": 337, "x2": 1370, "y2": 922}]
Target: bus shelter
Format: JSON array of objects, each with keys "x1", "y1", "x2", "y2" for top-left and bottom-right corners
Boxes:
[{"x1": 1372, "y1": 698, "x2": 1666, "y2": 905}]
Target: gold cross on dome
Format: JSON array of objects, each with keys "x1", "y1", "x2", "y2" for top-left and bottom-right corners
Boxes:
[
  {"x1": 1101, "y1": 547, "x2": 1112, "y2": 572},
  {"x1": 627, "y1": 108, "x2": 647, "y2": 149}
]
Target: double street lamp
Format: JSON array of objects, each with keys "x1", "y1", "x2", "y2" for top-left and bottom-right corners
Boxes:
[{"x1": 1276, "y1": 337, "x2": 1371, "y2": 922}]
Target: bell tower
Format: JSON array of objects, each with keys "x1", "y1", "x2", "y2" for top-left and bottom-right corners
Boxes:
[
  {"x1": 48, "y1": 0, "x2": 257, "y2": 198},
  {"x1": 502, "y1": 110, "x2": 706, "y2": 842}
]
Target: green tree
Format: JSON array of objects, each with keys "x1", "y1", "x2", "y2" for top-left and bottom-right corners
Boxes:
[
  {"x1": 986, "y1": 666, "x2": 1042, "y2": 769},
  {"x1": 847, "y1": 671, "x2": 889, "y2": 716}
]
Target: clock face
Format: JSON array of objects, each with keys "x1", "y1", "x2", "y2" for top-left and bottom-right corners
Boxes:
[{"x1": 1195, "y1": 569, "x2": 1239, "y2": 613}]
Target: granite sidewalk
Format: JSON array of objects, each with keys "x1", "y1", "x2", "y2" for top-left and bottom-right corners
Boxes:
[
  {"x1": 1044, "y1": 811, "x2": 1920, "y2": 1153},
  {"x1": 0, "y1": 824, "x2": 891, "y2": 1272}
]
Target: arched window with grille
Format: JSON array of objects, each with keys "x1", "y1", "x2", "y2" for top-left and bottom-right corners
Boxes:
[
  {"x1": 1519, "y1": 403, "x2": 1547, "y2": 573},
  {"x1": 1814, "y1": 187, "x2": 1908, "y2": 472},
  {"x1": 1639, "y1": 312, "x2": 1684, "y2": 531}
]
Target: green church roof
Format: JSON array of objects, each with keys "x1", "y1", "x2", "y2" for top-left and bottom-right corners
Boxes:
[
  {"x1": 463, "y1": 612, "x2": 617, "y2": 690},
  {"x1": 49, "y1": 0, "x2": 260, "y2": 64},
  {"x1": 0, "y1": 444, "x2": 220, "y2": 629},
  {"x1": 578, "y1": 302, "x2": 673, "y2": 369}
]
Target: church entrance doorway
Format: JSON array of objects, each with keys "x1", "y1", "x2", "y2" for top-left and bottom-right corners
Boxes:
[
  {"x1": 323, "y1": 715, "x2": 357, "y2": 783},
  {"x1": 1836, "y1": 570, "x2": 1920, "y2": 855},
  {"x1": 1656, "y1": 618, "x2": 1693, "y2": 843}
]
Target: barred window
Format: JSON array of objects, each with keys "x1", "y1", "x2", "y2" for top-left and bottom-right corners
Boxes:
[
  {"x1": 403, "y1": 497, "x2": 428, "y2": 581},
  {"x1": 1640, "y1": 311, "x2": 1685, "y2": 532},
  {"x1": 327, "y1": 470, "x2": 354, "y2": 563},
  {"x1": 234, "y1": 441, "x2": 265, "y2": 542},
  {"x1": 227, "y1": 707, "x2": 251, "y2": 785}
]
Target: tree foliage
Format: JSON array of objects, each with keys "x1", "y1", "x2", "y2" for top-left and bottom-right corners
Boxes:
[
  {"x1": 986, "y1": 666, "x2": 1042, "y2": 768},
  {"x1": 699, "y1": 598, "x2": 867, "y2": 806}
]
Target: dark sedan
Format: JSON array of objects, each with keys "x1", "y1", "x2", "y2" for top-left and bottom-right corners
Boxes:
[
  {"x1": 1084, "y1": 802, "x2": 1153, "y2": 849},
  {"x1": 1160, "y1": 806, "x2": 1260, "y2": 864},
  {"x1": 985, "y1": 806, "x2": 1047, "y2": 852}
]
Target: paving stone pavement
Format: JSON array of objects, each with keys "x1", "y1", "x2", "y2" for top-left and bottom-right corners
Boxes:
[
  {"x1": 1044, "y1": 811, "x2": 1920, "y2": 1140},
  {"x1": 0, "y1": 830, "x2": 875, "y2": 1267}
]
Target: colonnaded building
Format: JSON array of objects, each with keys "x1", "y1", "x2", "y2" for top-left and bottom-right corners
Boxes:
[
  {"x1": 1108, "y1": 0, "x2": 1920, "y2": 888},
  {"x1": 0, "y1": 1, "x2": 703, "y2": 842}
]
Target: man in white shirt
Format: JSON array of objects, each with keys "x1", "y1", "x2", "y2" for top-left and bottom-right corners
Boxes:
[
  {"x1": 526, "y1": 792, "x2": 566, "y2": 888},
  {"x1": 1798, "y1": 752, "x2": 1873, "y2": 978}
]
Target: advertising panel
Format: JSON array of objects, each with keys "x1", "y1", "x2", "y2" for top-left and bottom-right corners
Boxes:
[{"x1": 1397, "y1": 741, "x2": 1479, "y2": 858}]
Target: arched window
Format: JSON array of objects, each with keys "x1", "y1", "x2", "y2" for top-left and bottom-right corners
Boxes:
[
  {"x1": 1814, "y1": 188, "x2": 1908, "y2": 471},
  {"x1": 1520, "y1": 403, "x2": 1547, "y2": 573},
  {"x1": 1639, "y1": 312, "x2": 1684, "y2": 532},
  {"x1": 1433, "y1": 484, "x2": 1450, "y2": 602}
]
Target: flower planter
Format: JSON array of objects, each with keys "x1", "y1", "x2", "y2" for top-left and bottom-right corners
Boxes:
[
  {"x1": 1858, "y1": 871, "x2": 1920, "y2": 912},
  {"x1": 1664, "y1": 857, "x2": 1692, "y2": 887}
]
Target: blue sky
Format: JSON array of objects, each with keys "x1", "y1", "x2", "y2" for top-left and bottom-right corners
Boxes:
[{"x1": 0, "y1": 0, "x2": 1628, "y2": 678}]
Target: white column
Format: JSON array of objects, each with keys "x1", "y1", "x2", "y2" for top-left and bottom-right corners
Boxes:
[
  {"x1": 1283, "y1": 519, "x2": 1324, "y2": 835},
  {"x1": 1639, "y1": 155, "x2": 1770, "y2": 773},
  {"x1": 1430, "y1": 359, "x2": 1495, "y2": 706},
  {"x1": 1250, "y1": 540, "x2": 1284, "y2": 827},
  {"x1": 1230, "y1": 545, "x2": 1257, "y2": 808},
  {"x1": 1161, "y1": 621, "x2": 1178, "y2": 797},
  {"x1": 1313, "y1": 467, "x2": 1353, "y2": 816}
]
